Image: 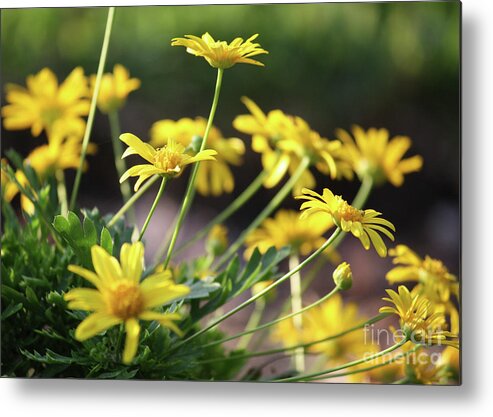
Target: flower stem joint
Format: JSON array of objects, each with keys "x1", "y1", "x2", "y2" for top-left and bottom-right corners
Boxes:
[{"x1": 333, "y1": 261, "x2": 353, "y2": 291}]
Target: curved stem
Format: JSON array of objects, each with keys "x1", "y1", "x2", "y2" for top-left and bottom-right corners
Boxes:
[
  {"x1": 274, "y1": 338, "x2": 408, "y2": 382},
  {"x1": 289, "y1": 253, "x2": 305, "y2": 372},
  {"x1": 236, "y1": 298, "x2": 266, "y2": 350},
  {"x1": 296, "y1": 345, "x2": 419, "y2": 382},
  {"x1": 138, "y1": 176, "x2": 167, "y2": 241},
  {"x1": 163, "y1": 68, "x2": 224, "y2": 268},
  {"x1": 174, "y1": 168, "x2": 269, "y2": 256},
  {"x1": 69, "y1": 7, "x2": 115, "y2": 210},
  {"x1": 202, "y1": 286, "x2": 340, "y2": 350},
  {"x1": 56, "y1": 169, "x2": 68, "y2": 217},
  {"x1": 107, "y1": 175, "x2": 159, "y2": 227},
  {"x1": 108, "y1": 110, "x2": 135, "y2": 224},
  {"x1": 214, "y1": 156, "x2": 311, "y2": 270},
  {"x1": 195, "y1": 313, "x2": 388, "y2": 365},
  {"x1": 174, "y1": 228, "x2": 342, "y2": 351}
]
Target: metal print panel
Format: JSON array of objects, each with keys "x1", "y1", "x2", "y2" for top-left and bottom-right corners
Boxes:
[{"x1": 0, "y1": 1, "x2": 460, "y2": 384}]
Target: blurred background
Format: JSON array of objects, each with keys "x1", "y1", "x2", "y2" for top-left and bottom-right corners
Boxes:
[{"x1": 1, "y1": 2, "x2": 460, "y2": 371}]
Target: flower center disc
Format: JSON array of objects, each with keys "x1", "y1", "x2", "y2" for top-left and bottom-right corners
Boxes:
[{"x1": 108, "y1": 281, "x2": 143, "y2": 320}]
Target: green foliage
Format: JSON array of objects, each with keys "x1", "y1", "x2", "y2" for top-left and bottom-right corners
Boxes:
[{"x1": 1, "y1": 178, "x2": 288, "y2": 379}]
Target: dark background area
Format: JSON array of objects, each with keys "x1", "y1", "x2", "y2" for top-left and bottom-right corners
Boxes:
[{"x1": 1, "y1": 3, "x2": 460, "y2": 324}]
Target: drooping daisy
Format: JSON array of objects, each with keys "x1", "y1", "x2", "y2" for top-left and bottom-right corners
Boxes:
[
  {"x1": 2, "y1": 67, "x2": 90, "y2": 137},
  {"x1": 171, "y1": 33, "x2": 268, "y2": 69},
  {"x1": 296, "y1": 187, "x2": 395, "y2": 257},
  {"x1": 379, "y1": 285, "x2": 458, "y2": 348},
  {"x1": 336, "y1": 125, "x2": 423, "y2": 187},
  {"x1": 150, "y1": 117, "x2": 245, "y2": 196},
  {"x1": 244, "y1": 209, "x2": 335, "y2": 258},
  {"x1": 233, "y1": 97, "x2": 350, "y2": 195},
  {"x1": 119, "y1": 133, "x2": 217, "y2": 191},
  {"x1": 65, "y1": 242, "x2": 190, "y2": 364},
  {"x1": 386, "y1": 244, "x2": 459, "y2": 333},
  {"x1": 90, "y1": 64, "x2": 141, "y2": 113}
]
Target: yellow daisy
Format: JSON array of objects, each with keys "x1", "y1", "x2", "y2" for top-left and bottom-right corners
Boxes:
[
  {"x1": 2, "y1": 129, "x2": 95, "y2": 214},
  {"x1": 379, "y1": 285, "x2": 458, "y2": 348},
  {"x1": 296, "y1": 187, "x2": 395, "y2": 257},
  {"x1": 26, "y1": 129, "x2": 96, "y2": 175},
  {"x1": 233, "y1": 97, "x2": 350, "y2": 195},
  {"x1": 2, "y1": 67, "x2": 90, "y2": 137},
  {"x1": 387, "y1": 244, "x2": 459, "y2": 333},
  {"x1": 90, "y1": 64, "x2": 141, "y2": 113},
  {"x1": 406, "y1": 349, "x2": 449, "y2": 384},
  {"x1": 1, "y1": 159, "x2": 19, "y2": 203},
  {"x1": 336, "y1": 125, "x2": 423, "y2": 186},
  {"x1": 150, "y1": 117, "x2": 245, "y2": 196},
  {"x1": 171, "y1": 33, "x2": 268, "y2": 69},
  {"x1": 119, "y1": 133, "x2": 217, "y2": 191},
  {"x1": 272, "y1": 294, "x2": 378, "y2": 373},
  {"x1": 244, "y1": 209, "x2": 335, "y2": 258},
  {"x1": 65, "y1": 242, "x2": 190, "y2": 364}
]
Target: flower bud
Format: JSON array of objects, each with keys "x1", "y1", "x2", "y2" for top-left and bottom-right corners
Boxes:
[{"x1": 333, "y1": 262, "x2": 352, "y2": 290}]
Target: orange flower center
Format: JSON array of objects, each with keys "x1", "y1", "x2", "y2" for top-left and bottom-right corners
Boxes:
[
  {"x1": 336, "y1": 198, "x2": 364, "y2": 222},
  {"x1": 153, "y1": 146, "x2": 185, "y2": 174},
  {"x1": 107, "y1": 281, "x2": 143, "y2": 320}
]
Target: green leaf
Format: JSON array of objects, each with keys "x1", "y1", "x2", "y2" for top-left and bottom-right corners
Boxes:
[
  {"x1": 53, "y1": 211, "x2": 99, "y2": 267},
  {"x1": 1, "y1": 302, "x2": 23, "y2": 320},
  {"x1": 100, "y1": 227, "x2": 113, "y2": 255}
]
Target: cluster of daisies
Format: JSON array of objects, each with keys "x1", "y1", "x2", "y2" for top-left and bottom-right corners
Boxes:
[{"x1": 1, "y1": 31, "x2": 458, "y2": 383}]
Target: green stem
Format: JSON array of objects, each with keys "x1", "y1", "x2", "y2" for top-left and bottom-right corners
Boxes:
[
  {"x1": 152, "y1": 208, "x2": 180, "y2": 264},
  {"x1": 196, "y1": 312, "x2": 388, "y2": 365},
  {"x1": 107, "y1": 175, "x2": 159, "y2": 227},
  {"x1": 214, "y1": 156, "x2": 311, "y2": 270},
  {"x1": 174, "y1": 168, "x2": 269, "y2": 256},
  {"x1": 108, "y1": 110, "x2": 135, "y2": 224},
  {"x1": 297, "y1": 345, "x2": 419, "y2": 382},
  {"x1": 55, "y1": 169, "x2": 68, "y2": 217},
  {"x1": 163, "y1": 68, "x2": 224, "y2": 268},
  {"x1": 202, "y1": 285, "x2": 340, "y2": 350},
  {"x1": 289, "y1": 253, "x2": 305, "y2": 372},
  {"x1": 393, "y1": 377, "x2": 411, "y2": 384},
  {"x1": 138, "y1": 176, "x2": 167, "y2": 241},
  {"x1": 274, "y1": 338, "x2": 408, "y2": 382},
  {"x1": 174, "y1": 228, "x2": 342, "y2": 351},
  {"x1": 69, "y1": 7, "x2": 115, "y2": 210},
  {"x1": 236, "y1": 298, "x2": 266, "y2": 350}
]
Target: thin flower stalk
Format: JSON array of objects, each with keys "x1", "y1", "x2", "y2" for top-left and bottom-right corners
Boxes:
[
  {"x1": 174, "y1": 167, "x2": 270, "y2": 255},
  {"x1": 138, "y1": 177, "x2": 167, "y2": 241},
  {"x1": 196, "y1": 312, "x2": 388, "y2": 364},
  {"x1": 289, "y1": 253, "x2": 305, "y2": 372},
  {"x1": 173, "y1": 227, "x2": 342, "y2": 351},
  {"x1": 202, "y1": 286, "x2": 341, "y2": 350},
  {"x1": 107, "y1": 174, "x2": 159, "y2": 227},
  {"x1": 69, "y1": 7, "x2": 115, "y2": 210},
  {"x1": 214, "y1": 155, "x2": 311, "y2": 269},
  {"x1": 275, "y1": 337, "x2": 408, "y2": 382},
  {"x1": 163, "y1": 68, "x2": 224, "y2": 268}
]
